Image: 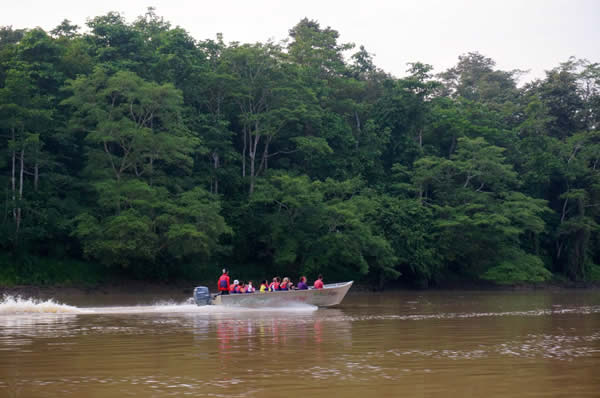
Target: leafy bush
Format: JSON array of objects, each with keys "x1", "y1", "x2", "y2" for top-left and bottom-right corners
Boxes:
[
  {"x1": 482, "y1": 251, "x2": 552, "y2": 285},
  {"x1": 0, "y1": 254, "x2": 106, "y2": 286}
]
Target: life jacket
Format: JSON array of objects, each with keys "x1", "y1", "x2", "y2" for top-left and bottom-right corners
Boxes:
[
  {"x1": 260, "y1": 284, "x2": 267, "y2": 292},
  {"x1": 314, "y1": 279, "x2": 324, "y2": 289},
  {"x1": 280, "y1": 282, "x2": 288, "y2": 290},
  {"x1": 218, "y1": 275, "x2": 229, "y2": 291},
  {"x1": 229, "y1": 284, "x2": 236, "y2": 293}
]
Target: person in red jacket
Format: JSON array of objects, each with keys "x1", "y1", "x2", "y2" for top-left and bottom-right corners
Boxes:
[
  {"x1": 313, "y1": 274, "x2": 324, "y2": 289},
  {"x1": 218, "y1": 269, "x2": 230, "y2": 295},
  {"x1": 268, "y1": 277, "x2": 280, "y2": 292},
  {"x1": 279, "y1": 277, "x2": 290, "y2": 291}
]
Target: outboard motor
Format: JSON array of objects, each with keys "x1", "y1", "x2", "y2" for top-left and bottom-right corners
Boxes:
[{"x1": 193, "y1": 286, "x2": 211, "y2": 306}]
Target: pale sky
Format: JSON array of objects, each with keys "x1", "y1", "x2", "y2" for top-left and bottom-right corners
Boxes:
[{"x1": 2, "y1": 0, "x2": 599, "y2": 82}]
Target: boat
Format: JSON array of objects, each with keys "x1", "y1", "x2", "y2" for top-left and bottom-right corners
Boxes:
[{"x1": 193, "y1": 281, "x2": 353, "y2": 308}]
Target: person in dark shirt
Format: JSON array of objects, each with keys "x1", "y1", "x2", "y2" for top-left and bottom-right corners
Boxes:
[{"x1": 297, "y1": 276, "x2": 308, "y2": 290}]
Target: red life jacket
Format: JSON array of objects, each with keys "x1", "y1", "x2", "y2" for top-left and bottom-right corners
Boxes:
[
  {"x1": 280, "y1": 282, "x2": 288, "y2": 290},
  {"x1": 268, "y1": 282, "x2": 280, "y2": 292},
  {"x1": 218, "y1": 275, "x2": 230, "y2": 291},
  {"x1": 234, "y1": 285, "x2": 241, "y2": 293},
  {"x1": 229, "y1": 284, "x2": 236, "y2": 293},
  {"x1": 314, "y1": 279, "x2": 324, "y2": 289}
]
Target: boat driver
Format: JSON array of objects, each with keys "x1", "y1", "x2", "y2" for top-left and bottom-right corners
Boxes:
[{"x1": 218, "y1": 269, "x2": 230, "y2": 295}]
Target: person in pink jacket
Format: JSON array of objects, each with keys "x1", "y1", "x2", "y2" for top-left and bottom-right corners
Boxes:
[{"x1": 313, "y1": 274, "x2": 324, "y2": 289}]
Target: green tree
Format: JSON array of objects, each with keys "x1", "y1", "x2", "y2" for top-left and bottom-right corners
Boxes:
[
  {"x1": 413, "y1": 137, "x2": 550, "y2": 283},
  {"x1": 247, "y1": 175, "x2": 396, "y2": 283}
]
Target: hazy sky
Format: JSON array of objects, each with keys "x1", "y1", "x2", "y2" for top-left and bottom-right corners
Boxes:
[{"x1": 3, "y1": 0, "x2": 599, "y2": 82}]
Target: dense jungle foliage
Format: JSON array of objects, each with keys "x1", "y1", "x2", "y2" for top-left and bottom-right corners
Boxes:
[{"x1": 1, "y1": 10, "x2": 599, "y2": 287}]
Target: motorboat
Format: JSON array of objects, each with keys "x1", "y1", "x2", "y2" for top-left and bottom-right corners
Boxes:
[{"x1": 193, "y1": 281, "x2": 353, "y2": 307}]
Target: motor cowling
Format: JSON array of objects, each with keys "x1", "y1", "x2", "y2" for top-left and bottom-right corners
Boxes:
[{"x1": 193, "y1": 286, "x2": 211, "y2": 306}]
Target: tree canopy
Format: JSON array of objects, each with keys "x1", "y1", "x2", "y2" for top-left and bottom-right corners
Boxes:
[{"x1": 1, "y1": 11, "x2": 599, "y2": 286}]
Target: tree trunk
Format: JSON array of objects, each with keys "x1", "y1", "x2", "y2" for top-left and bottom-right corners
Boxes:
[
  {"x1": 560, "y1": 197, "x2": 568, "y2": 223},
  {"x1": 248, "y1": 123, "x2": 261, "y2": 195},
  {"x1": 249, "y1": 142, "x2": 256, "y2": 195},
  {"x1": 11, "y1": 128, "x2": 16, "y2": 221},
  {"x1": 149, "y1": 157, "x2": 154, "y2": 187},
  {"x1": 263, "y1": 138, "x2": 270, "y2": 171},
  {"x1": 354, "y1": 110, "x2": 361, "y2": 150},
  {"x1": 242, "y1": 127, "x2": 247, "y2": 177},
  {"x1": 34, "y1": 156, "x2": 39, "y2": 192},
  {"x1": 258, "y1": 136, "x2": 272, "y2": 175},
  {"x1": 212, "y1": 152, "x2": 219, "y2": 195},
  {"x1": 16, "y1": 147, "x2": 24, "y2": 240},
  {"x1": 449, "y1": 135, "x2": 456, "y2": 156},
  {"x1": 103, "y1": 141, "x2": 120, "y2": 181}
]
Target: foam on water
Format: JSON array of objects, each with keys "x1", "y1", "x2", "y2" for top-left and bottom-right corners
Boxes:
[
  {"x1": 0, "y1": 295, "x2": 82, "y2": 314},
  {"x1": 83, "y1": 301, "x2": 319, "y2": 315},
  {"x1": 0, "y1": 294, "x2": 318, "y2": 315},
  {"x1": 329, "y1": 305, "x2": 600, "y2": 322}
]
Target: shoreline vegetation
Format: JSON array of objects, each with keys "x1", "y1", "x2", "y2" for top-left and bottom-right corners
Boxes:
[
  {"x1": 1, "y1": 9, "x2": 599, "y2": 290},
  {"x1": 1, "y1": 254, "x2": 598, "y2": 295}
]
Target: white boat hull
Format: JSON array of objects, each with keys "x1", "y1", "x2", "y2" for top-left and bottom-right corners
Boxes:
[{"x1": 210, "y1": 281, "x2": 353, "y2": 307}]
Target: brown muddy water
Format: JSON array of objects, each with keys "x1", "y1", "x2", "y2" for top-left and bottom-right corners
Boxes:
[{"x1": 0, "y1": 289, "x2": 598, "y2": 397}]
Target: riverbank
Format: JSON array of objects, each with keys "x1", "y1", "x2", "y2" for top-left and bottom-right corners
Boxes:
[{"x1": 2, "y1": 253, "x2": 599, "y2": 298}]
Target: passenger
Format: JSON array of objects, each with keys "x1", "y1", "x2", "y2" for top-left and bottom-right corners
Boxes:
[
  {"x1": 259, "y1": 280, "x2": 268, "y2": 293},
  {"x1": 313, "y1": 274, "x2": 324, "y2": 289},
  {"x1": 269, "y1": 277, "x2": 280, "y2": 292},
  {"x1": 297, "y1": 276, "x2": 308, "y2": 290},
  {"x1": 246, "y1": 281, "x2": 255, "y2": 293},
  {"x1": 218, "y1": 268, "x2": 230, "y2": 295},
  {"x1": 239, "y1": 282, "x2": 247, "y2": 294},
  {"x1": 280, "y1": 277, "x2": 290, "y2": 291},
  {"x1": 230, "y1": 279, "x2": 240, "y2": 293}
]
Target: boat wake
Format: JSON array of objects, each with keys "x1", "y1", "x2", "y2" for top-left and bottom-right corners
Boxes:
[
  {"x1": 0, "y1": 295, "x2": 82, "y2": 314},
  {"x1": 0, "y1": 295, "x2": 318, "y2": 316}
]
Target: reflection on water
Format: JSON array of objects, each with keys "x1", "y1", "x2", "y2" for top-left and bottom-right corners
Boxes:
[{"x1": 0, "y1": 291, "x2": 599, "y2": 397}]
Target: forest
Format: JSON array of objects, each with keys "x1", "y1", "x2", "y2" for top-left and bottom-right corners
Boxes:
[{"x1": 1, "y1": 9, "x2": 599, "y2": 288}]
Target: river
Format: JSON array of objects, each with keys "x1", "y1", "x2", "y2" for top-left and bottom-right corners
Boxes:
[{"x1": 0, "y1": 289, "x2": 598, "y2": 397}]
